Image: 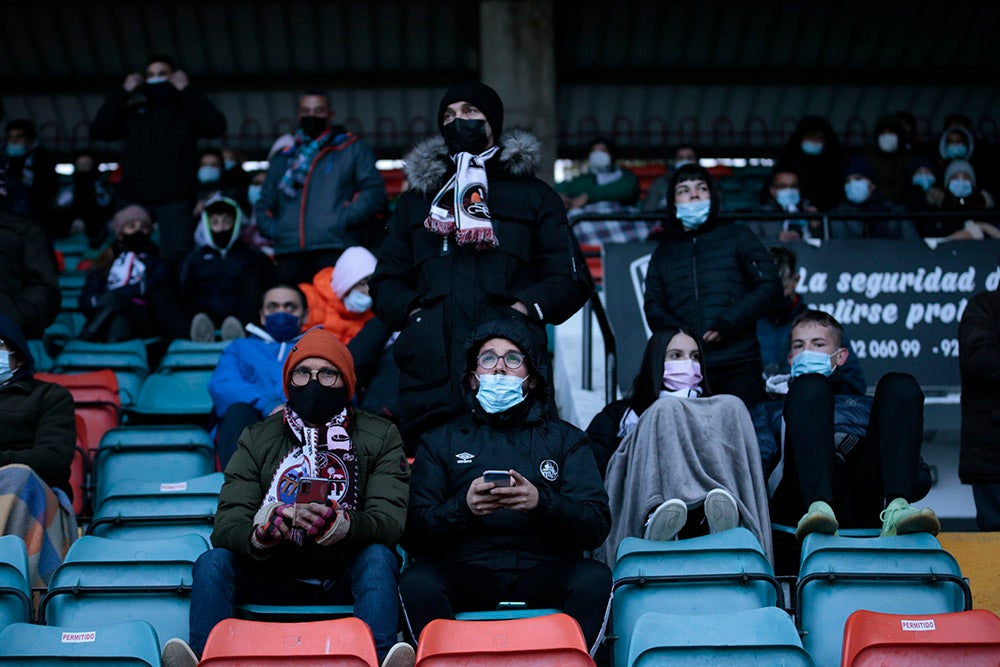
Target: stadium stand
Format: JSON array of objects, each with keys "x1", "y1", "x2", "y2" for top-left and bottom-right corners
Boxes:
[{"x1": 52, "y1": 339, "x2": 148, "y2": 408}]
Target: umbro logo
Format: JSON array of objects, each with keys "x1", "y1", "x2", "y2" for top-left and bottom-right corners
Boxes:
[{"x1": 455, "y1": 452, "x2": 475, "y2": 464}]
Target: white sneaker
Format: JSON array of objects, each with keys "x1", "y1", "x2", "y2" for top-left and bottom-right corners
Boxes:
[
  {"x1": 220, "y1": 316, "x2": 244, "y2": 341},
  {"x1": 381, "y1": 641, "x2": 416, "y2": 667},
  {"x1": 704, "y1": 488, "x2": 739, "y2": 533},
  {"x1": 161, "y1": 638, "x2": 198, "y2": 667},
  {"x1": 644, "y1": 499, "x2": 687, "y2": 541},
  {"x1": 189, "y1": 312, "x2": 215, "y2": 342}
]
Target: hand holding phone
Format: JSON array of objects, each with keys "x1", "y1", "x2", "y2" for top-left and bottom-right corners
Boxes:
[
  {"x1": 296, "y1": 477, "x2": 332, "y2": 505},
  {"x1": 482, "y1": 470, "x2": 513, "y2": 487}
]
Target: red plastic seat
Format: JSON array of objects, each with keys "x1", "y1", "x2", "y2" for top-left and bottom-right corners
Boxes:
[
  {"x1": 579, "y1": 243, "x2": 603, "y2": 284},
  {"x1": 69, "y1": 414, "x2": 87, "y2": 515},
  {"x1": 35, "y1": 370, "x2": 121, "y2": 455},
  {"x1": 199, "y1": 617, "x2": 379, "y2": 666},
  {"x1": 415, "y1": 613, "x2": 594, "y2": 666},
  {"x1": 842, "y1": 609, "x2": 1000, "y2": 666}
]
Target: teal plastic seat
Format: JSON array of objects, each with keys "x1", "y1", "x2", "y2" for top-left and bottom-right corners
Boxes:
[
  {"x1": 455, "y1": 607, "x2": 563, "y2": 621},
  {"x1": 130, "y1": 370, "x2": 214, "y2": 417},
  {"x1": 54, "y1": 339, "x2": 149, "y2": 407},
  {"x1": 27, "y1": 339, "x2": 55, "y2": 372},
  {"x1": 796, "y1": 533, "x2": 971, "y2": 667},
  {"x1": 0, "y1": 536, "x2": 30, "y2": 631},
  {"x1": 627, "y1": 608, "x2": 813, "y2": 666},
  {"x1": 88, "y1": 473, "x2": 223, "y2": 541},
  {"x1": 235, "y1": 604, "x2": 355, "y2": 622},
  {"x1": 0, "y1": 620, "x2": 161, "y2": 665}
]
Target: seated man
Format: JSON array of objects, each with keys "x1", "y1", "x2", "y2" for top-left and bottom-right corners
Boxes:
[
  {"x1": 745, "y1": 164, "x2": 820, "y2": 242},
  {"x1": 0, "y1": 315, "x2": 77, "y2": 586},
  {"x1": 400, "y1": 318, "x2": 612, "y2": 651},
  {"x1": 765, "y1": 310, "x2": 938, "y2": 539},
  {"x1": 828, "y1": 156, "x2": 920, "y2": 240},
  {"x1": 163, "y1": 328, "x2": 414, "y2": 667},
  {"x1": 557, "y1": 137, "x2": 640, "y2": 210}
]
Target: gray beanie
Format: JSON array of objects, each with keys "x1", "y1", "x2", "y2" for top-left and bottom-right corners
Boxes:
[{"x1": 944, "y1": 160, "x2": 976, "y2": 188}]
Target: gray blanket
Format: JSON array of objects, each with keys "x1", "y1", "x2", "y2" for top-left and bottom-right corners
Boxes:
[{"x1": 597, "y1": 394, "x2": 772, "y2": 564}]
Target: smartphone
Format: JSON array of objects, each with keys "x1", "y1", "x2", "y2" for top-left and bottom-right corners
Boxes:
[
  {"x1": 483, "y1": 470, "x2": 513, "y2": 487},
  {"x1": 296, "y1": 477, "x2": 332, "y2": 505}
]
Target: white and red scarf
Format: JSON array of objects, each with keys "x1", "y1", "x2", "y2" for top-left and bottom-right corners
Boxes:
[{"x1": 424, "y1": 146, "x2": 500, "y2": 249}]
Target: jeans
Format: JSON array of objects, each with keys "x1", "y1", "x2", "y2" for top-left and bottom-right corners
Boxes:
[
  {"x1": 189, "y1": 544, "x2": 400, "y2": 659},
  {"x1": 215, "y1": 402, "x2": 263, "y2": 470},
  {"x1": 973, "y1": 483, "x2": 1000, "y2": 531}
]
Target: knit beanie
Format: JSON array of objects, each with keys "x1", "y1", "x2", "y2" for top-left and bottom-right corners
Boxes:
[
  {"x1": 329, "y1": 246, "x2": 378, "y2": 299},
  {"x1": 944, "y1": 159, "x2": 976, "y2": 188},
  {"x1": 282, "y1": 328, "x2": 357, "y2": 400},
  {"x1": 844, "y1": 155, "x2": 877, "y2": 182},
  {"x1": 438, "y1": 81, "x2": 504, "y2": 138},
  {"x1": 109, "y1": 205, "x2": 153, "y2": 237}
]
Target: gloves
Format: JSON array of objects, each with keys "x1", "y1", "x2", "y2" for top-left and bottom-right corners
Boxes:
[
  {"x1": 315, "y1": 508, "x2": 351, "y2": 546},
  {"x1": 251, "y1": 502, "x2": 292, "y2": 550}
]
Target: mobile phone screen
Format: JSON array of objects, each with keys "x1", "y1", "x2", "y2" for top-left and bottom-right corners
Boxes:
[{"x1": 483, "y1": 470, "x2": 512, "y2": 487}]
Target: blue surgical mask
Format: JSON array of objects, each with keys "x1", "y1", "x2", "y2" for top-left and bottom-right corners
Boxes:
[
  {"x1": 877, "y1": 133, "x2": 899, "y2": 153},
  {"x1": 5, "y1": 144, "x2": 27, "y2": 158},
  {"x1": 944, "y1": 144, "x2": 968, "y2": 160},
  {"x1": 844, "y1": 179, "x2": 870, "y2": 204},
  {"x1": 791, "y1": 349, "x2": 837, "y2": 377},
  {"x1": 0, "y1": 350, "x2": 13, "y2": 385},
  {"x1": 801, "y1": 140, "x2": 824, "y2": 156},
  {"x1": 146, "y1": 76, "x2": 169, "y2": 85},
  {"x1": 247, "y1": 184, "x2": 262, "y2": 206},
  {"x1": 475, "y1": 373, "x2": 527, "y2": 414},
  {"x1": 343, "y1": 289, "x2": 372, "y2": 313},
  {"x1": 198, "y1": 165, "x2": 221, "y2": 184},
  {"x1": 948, "y1": 178, "x2": 974, "y2": 199},
  {"x1": 263, "y1": 312, "x2": 300, "y2": 342},
  {"x1": 675, "y1": 199, "x2": 711, "y2": 228},
  {"x1": 588, "y1": 150, "x2": 612, "y2": 171},
  {"x1": 775, "y1": 188, "x2": 801, "y2": 209},
  {"x1": 224, "y1": 159, "x2": 237, "y2": 171},
  {"x1": 912, "y1": 172, "x2": 935, "y2": 191}
]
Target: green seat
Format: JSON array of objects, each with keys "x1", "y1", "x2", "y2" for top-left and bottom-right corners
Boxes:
[
  {"x1": 0, "y1": 536, "x2": 30, "y2": 631},
  {"x1": 130, "y1": 370, "x2": 214, "y2": 417},
  {"x1": 0, "y1": 620, "x2": 161, "y2": 665},
  {"x1": 54, "y1": 340, "x2": 149, "y2": 408},
  {"x1": 88, "y1": 473, "x2": 223, "y2": 541}
]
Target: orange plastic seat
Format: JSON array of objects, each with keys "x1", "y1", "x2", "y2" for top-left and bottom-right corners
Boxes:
[
  {"x1": 415, "y1": 613, "x2": 594, "y2": 666},
  {"x1": 199, "y1": 617, "x2": 379, "y2": 666},
  {"x1": 842, "y1": 609, "x2": 1000, "y2": 666},
  {"x1": 35, "y1": 370, "x2": 121, "y2": 455}
]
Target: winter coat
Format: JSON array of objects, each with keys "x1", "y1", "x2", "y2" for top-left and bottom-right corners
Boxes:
[
  {"x1": 301, "y1": 267, "x2": 374, "y2": 344},
  {"x1": 585, "y1": 398, "x2": 630, "y2": 477},
  {"x1": 828, "y1": 196, "x2": 920, "y2": 240},
  {"x1": 371, "y1": 130, "x2": 589, "y2": 436},
  {"x1": 405, "y1": 318, "x2": 611, "y2": 571},
  {"x1": 208, "y1": 326, "x2": 299, "y2": 418},
  {"x1": 959, "y1": 289, "x2": 1000, "y2": 484},
  {"x1": 1, "y1": 146, "x2": 59, "y2": 227},
  {"x1": 212, "y1": 409, "x2": 409, "y2": 578},
  {"x1": 0, "y1": 211, "x2": 59, "y2": 338}
]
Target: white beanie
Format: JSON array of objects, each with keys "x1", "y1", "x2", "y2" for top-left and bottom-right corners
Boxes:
[
  {"x1": 944, "y1": 159, "x2": 976, "y2": 189},
  {"x1": 330, "y1": 246, "x2": 378, "y2": 299}
]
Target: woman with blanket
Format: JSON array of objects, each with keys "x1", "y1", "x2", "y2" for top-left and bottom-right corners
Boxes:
[{"x1": 587, "y1": 328, "x2": 772, "y2": 564}]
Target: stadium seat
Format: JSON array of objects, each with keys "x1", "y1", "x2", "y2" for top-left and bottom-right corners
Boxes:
[
  {"x1": 70, "y1": 414, "x2": 88, "y2": 515},
  {"x1": 26, "y1": 339, "x2": 55, "y2": 372},
  {"x1": 52, "y1": 339, "x2": 149, "y2": 407},
  {"x1": 454, "y1": 607, "x2": 562, "y2": 621},
  {"x1": 0, "y1": 619, "x2": 161, "y2": 665},
  {"x1": 625, "y1": 607, "x2": 812, "y2": 666},
  {"x1": 130, "y1": 369, "x2": 214, "y2": 419},
  {"x1": 200, "y1": 617, "x2": 379, "y2": 666},
  {"x1": 40, "y1": 534, "x2": 209, "y2": 652},
  {"x1": 88, "y1": 472, "x2": 223, "y2": 541},
  {"x1": 0, "y1": 536, "x2": 31, "y2": 631},
  {"x1": 235, "y1": 603, "x2": 355, "y2": 622},
  {"x1": 35, "y1": 369, "x2": 122, "y2": 454},
  {"x1": 414, "y1": 613, "x2": 593, "y2": 666},
  {"x1": 797, "y1": 533, "x2": 972, "y2": 667},
  {"x1": 841, "y1": 609, "x2": 1000, "y2": 666}
]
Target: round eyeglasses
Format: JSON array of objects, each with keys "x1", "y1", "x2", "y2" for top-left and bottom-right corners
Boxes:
[
  {"x1": 290, "y1": 367, "x2": 342, "y2": 387},
  {"x1": 477, "y1": 351, "x2": 525, "y2": 370}
]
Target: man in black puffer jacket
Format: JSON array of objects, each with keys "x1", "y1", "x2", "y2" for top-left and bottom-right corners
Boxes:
[
  {"x1": 643, "y1": 163, "x2": 783, "y2": 405},
  {"x1": 400, "y1": 317, "x2": 611, "y2": 650},
  {"x1": 0, "y1": 210, "x2": 59, "y2": 339}
]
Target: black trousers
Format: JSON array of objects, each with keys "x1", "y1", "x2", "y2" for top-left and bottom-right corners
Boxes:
[
  {"x1": 399, "y1": 558, "x2": 611, "y2": 649},
  {"x1": 275, "y1": 249, "x2": 345, "y2": 285},
  {"x1": 216, "y1": 402, "x2": 263, "y2": 470}
]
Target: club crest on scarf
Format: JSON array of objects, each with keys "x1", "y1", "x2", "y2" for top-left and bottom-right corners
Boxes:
[
  {"x1": 424, "y1": 146, "x2": 500, "y2": 250},
  {"x1": 461, "y1": 184, "x2": 490, "y2": 219}
]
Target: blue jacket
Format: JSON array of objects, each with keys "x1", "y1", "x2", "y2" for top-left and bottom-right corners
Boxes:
[{"x1": 207, "y1": 325, "x2": 298, "y2": 417}]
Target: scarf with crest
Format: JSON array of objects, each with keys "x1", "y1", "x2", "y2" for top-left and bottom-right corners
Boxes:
[{"x1": 424, "y1": 146, "x2": 500, "y2": 249}]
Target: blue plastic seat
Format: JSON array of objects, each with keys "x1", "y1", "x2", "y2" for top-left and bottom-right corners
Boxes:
[
  {"x1": 235, "y1": 603, "x2": 355, "y2": 622},
  {"x1": 53, "y1": 339, "x2": 149, "y2": 407},
  {"x1": 88, "y1": 473, "x2": 223, "y2": 541},
  {"x1": 130, "y1": 370, "x2": 214, "y2": 417},
  {"x1": 796, "y1": 533, "x2": 971, "y2": 667},
  {"x1": 26, "y1": 339, "x2": 55, "y2": 372},
  {"x1": 0, "y1": 536, "x2": 31, "y2": 631},
  {"x1": 0, "y1": 620, "x2": 161, "y2": 665}
]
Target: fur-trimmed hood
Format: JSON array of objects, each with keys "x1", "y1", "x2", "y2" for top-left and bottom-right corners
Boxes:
[{"x1": 403, "y1": 128, "x2": 542, "y2": 193}]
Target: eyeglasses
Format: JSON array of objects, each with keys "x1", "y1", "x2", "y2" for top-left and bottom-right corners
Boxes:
[
  {"x1": 477, "y1": 351, "x2": 525, "y2": 370},
  {"x1": 290, "y1": 367, "x2": 342, "y2": 387}
]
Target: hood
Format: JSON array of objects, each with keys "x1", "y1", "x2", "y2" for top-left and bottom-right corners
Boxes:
[
  {"x1": 404, "y1": 128, "x2": 542, "y2": 193},
  {"x1": 939, "y1": 125, "x2": 975, "y2": 161},
  {"x1": 0, "y1": 314, "x2": 33, "y2": 379},
  {"x1": 661, "y1": 163, "x2": 724, "y2": 236},
  {"x1": 199, "y1": 195, "x2": 243, "y2": 254},
  {"x1": 462, "y1": 316, "x2": 553, "y2": 413}
]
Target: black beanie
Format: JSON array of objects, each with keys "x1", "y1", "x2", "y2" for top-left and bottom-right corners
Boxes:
[{"x1": 438, "y1": 81, "x2": 504, "y2": 139}]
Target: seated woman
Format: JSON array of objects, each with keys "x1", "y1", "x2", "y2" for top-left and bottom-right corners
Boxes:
[{"x1": 588, "y1": 327, "x2": 772, "y2": 564}]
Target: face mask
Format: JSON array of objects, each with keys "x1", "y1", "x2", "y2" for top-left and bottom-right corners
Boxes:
[
  {"x1": 5, "y1": 144, "x2": 26, "y2": 158},
  {"x1": 0, "y1": 350, "x2": 13, "y2": 385},
  {"x1": 775, "y1": 188, "x2": 801, "y2": 209},
  {"x1": 287, "y1": 382, "x2": 348, "y2": 425},
  {"x1": 791, "y1": 349, "x2": 837, "y2": 377},
  {"x1": 120, "y1": 231, "x2": 151, "y2": 252},
  {"x1": 212, "y1": 227, "x2": 234, "y2": 248},
  {"x1": 475, "y1": 373, "x2": 527, "y2": 414},
  {"x1": 299, "y1": 116, "x2": 328, "y2": 139},
  {"x1": 675, "y1": 199, "x2": 711, "y2": 228},
  {"x1": 146, "y1": 76, "x2": 169, "y2": 85},
  {"x1": 662, "y1": 359, "x2": 702, "y2": 392},
  {"x1": 588, "y1": 150, "x2": 612, "y2": 171},
  {"x1": 198, "y1": 165, "x2": 221, "y2": 184},
  {"x1": 441, "y1": 118, "x2": 490, "y2": 155},
  {"x1": 264, "y1": 311, "x2": 301, "y2": 342},
  {"x1": 912, "y1": 172, "x2": 935, "y2": 191},
  {"x1": 801, "y1": 140, "x2": 824, "y2": 156},
  {"x1": 224, "y1": 159, "x2": 237, "y2": 171},
  {"x1": 944, "y1": 143, "x2": 968, "y2": 160},
  {"x1": 948, "y1": 178, "x2": 974, "y2": 199},
  {"x1": 844, "y1": 179, "x2": 870, "y2": 204},
  {"x1": 343, "y1": 289, "x2": 372, "y2": 313},
  {"x1": 247, "y1": 184, "x2": 262, "y2": 206},
  {"x1": 877, "y1": 133, "x2": 899, "y2": 153},
  {"x1": 674, "y1": 159, "x2": 693, "y2": 169}
]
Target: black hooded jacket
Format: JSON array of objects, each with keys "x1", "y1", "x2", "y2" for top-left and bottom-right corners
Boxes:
[
  {"x1": 405, "y1": 317, "x2": 611, "y2": 571},
  {"x1": 0, "y1": 210, "x2": 59, "y2": 339}
]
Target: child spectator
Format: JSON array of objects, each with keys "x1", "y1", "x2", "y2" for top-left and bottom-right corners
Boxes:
[
  {"x1": 937, "y1": 160, "x2": 999, "y2": 241},
  {"x1": 300, "y1": 246, "x2": 377, "y2": 344}
]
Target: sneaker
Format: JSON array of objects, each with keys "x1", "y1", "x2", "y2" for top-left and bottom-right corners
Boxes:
[
  {"x1": 220, "y1": 316, "x2": 244, "y2": 341},
  {"x1": 644, "y1": 498, "x2": 687, "y2": 541},
  {"x1": 161, "y1": 638, "x2": 198, "y2": 667},
  {"x1": 381, "y1": 641, "x2": 416, "y2": 667},
  {"x1": 190, "y1": 312, "x2": 215, "y2": 342},
  {"x1": 704, "y1": 488, "x2": 739, "y2": 534},
  {"x1": 880, "y1": 497, "x2": 941, "y2": 537},
  {"x1": 795, "y1": 500, "x2": 839, "y2": 540}
]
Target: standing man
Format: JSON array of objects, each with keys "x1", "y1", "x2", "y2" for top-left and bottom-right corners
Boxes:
[
  {"x1": 256, "y1": 90, "x2": 387, "y2": 284},
  {"x1": 91, "y1": 55, "x2": 226, "y2": 265},
  {"x1": 1, "y1": 120, "x2": 58, "y2": 235}
]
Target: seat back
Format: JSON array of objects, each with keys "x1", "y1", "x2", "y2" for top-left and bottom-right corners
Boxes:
[
  {"x1": 88, "y1": 473, "x2": 223, "y2": 541},
  {"x1": 0, "y1": 536, "x2": 31, "y2": 631},
  {"x1": 70, "y1": 414, "x2": 88, "y2": 515},
  {"x1": 0, "y1": 620, "x2": 161, "y2": 665},
  {"x1": 415, "y1": 614, "x2": 593, "y2": 666},
  {"x1": 35, "y1": 370, "x2": 122, "y2": 454},
  {"x1": 130, "y1": 370, "x2": 214, "y2": 418},
  {"x1": 52, "y1": 341, "x2": 149, "y2": 407},
  {"x1": 199, "y1": 617, "x2": 378, "y2": 666},
  {"x1": 159, "y1": 340, "x2": 226, "y2": 371},
  {"x1": 842, "y1": 609, "x2": 1000, "y2": 666}
]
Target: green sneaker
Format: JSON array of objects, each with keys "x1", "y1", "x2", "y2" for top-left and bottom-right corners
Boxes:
[
  {"x1": 880, "y1": 498, "x2": 941, "y2": 537},
  {"x1": 795, "y1": 500, "x2": 839, "y2": 540}
]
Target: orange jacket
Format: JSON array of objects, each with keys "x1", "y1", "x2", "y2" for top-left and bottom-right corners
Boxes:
[{"x1": 300, "y1": 266, "x2": 374, "y2": 344}]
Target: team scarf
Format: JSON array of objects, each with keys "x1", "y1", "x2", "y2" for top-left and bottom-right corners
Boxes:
[
  {"x1": 424, "y1": 146, "x2": 500, "y2": 249},
  {"x1": 277, "y1": 128, "x2": 350, "y2": 198}
]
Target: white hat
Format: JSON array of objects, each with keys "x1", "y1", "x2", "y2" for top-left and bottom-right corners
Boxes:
[{"x1": 330, "y1": 246, "x2": 378, "y2": 299}]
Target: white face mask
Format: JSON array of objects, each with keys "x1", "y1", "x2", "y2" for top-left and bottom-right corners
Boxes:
[
  {"x1": 0, "y1": 350, "x2": 14, "y2": 385},
  {"x1": 878, "y1": 133, "x2": 899, "y2": 153},
  {"x1": 588, "y1": 150, "x2": 612, "y2": 171}
]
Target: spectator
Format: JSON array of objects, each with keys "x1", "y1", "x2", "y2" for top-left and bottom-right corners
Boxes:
[
  {"x1": 765, "y1": 310, "x2": 938, "y2": 538},
  {"x1": 642, "y1": 144, "x2": 699, "y2": 213},
  {"x1": 0, "y1": 119, "x2": 59, "y2": 235},
  {"x1": 300, "y1": 246, "x2": 377, "y2": 345},
  {"x1": 828, "y1": 156, "x2": 920, "y2": 240},
  {"x1": 746, "y1": 163, "x2": 819, "y2": 242},
  {"x1": 939, "y1": 114, "x2": 1000, "y2": 197},
  {"x1": 220, "y1": 147, "x2": 250, "y2": 193},
  {"x1": 180, "y1": 195, "x2": 275, "y2": 342},
  {"x1": 592, "y1": 328, "x2": 772, "y2": 563},
  {"x1": 959, "y1": 287, "x2": 1000, "y2": 531},
  {"x1": 643, "y1": 163, "x2": 783, "y2": 405},
  {"x1": 556, "y1": 137, "x2": 640, "y2": 210},
  {"x1": 163, "y1": 328, "x2": 414, "y2": 667},
  {"x1": 90, "y1": 54, "x2": 226, "y2": 264},
  {"x1": 256, "y1": 89, "x2": 386, "y2": 284},
  {"x1": 0, "y1": 209, "x2": 59, "y2": 339},
  {"x1": 55, "y1": 150, "x2": 113, "y2": 248},
  {"x1": 864, "y1": 114, "x2": 916, "y2": 204},
  {"x1": 902, "y1": 158, "x2": 946, "y2": 227},
  {"x1": 780, "y1": 115, "x2": 845, "y2": 211},
  {"x1": 370, "y1": 81, "x2": 589, "y2": 445},
  {"x1": 0, "y1": 315, "x2": 77, "y2": 586},
  {"x1": 936, "y1": 160, "x2": 999, "y2": 241},
  {"x1": 240, "y1": 170, "x2": 273, "y2": 254},
  {"x1": 207, "y1": 284, "x2": 308, "y2": 469},
  {"x1": 400, "y1": 318, "x2": 611, "y2": 650}
]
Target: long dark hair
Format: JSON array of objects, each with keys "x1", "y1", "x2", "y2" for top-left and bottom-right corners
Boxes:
[{"x1": 628, "y1": 326, "x2": 710, "y2": 415}]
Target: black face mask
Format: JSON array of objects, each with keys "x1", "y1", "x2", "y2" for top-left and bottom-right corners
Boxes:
[
  {"x1": 287, "y1": 381, "x2": 348, "y2": 425},
  {"x1": 143, "y1": 81, "x2": 174, "y2": 100},
  {"x1": 442, "y1": 118, "x2": 490, "y2": 155},
  {"x1": 120, "y1": 231, "x2": 151, "y2": 253},
  {"x1": 299, "y1": 116, "x2": 328, "y2": 139},
  {"x1": 212, "y1": 228, "x2": 234, "y2": 249}
]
